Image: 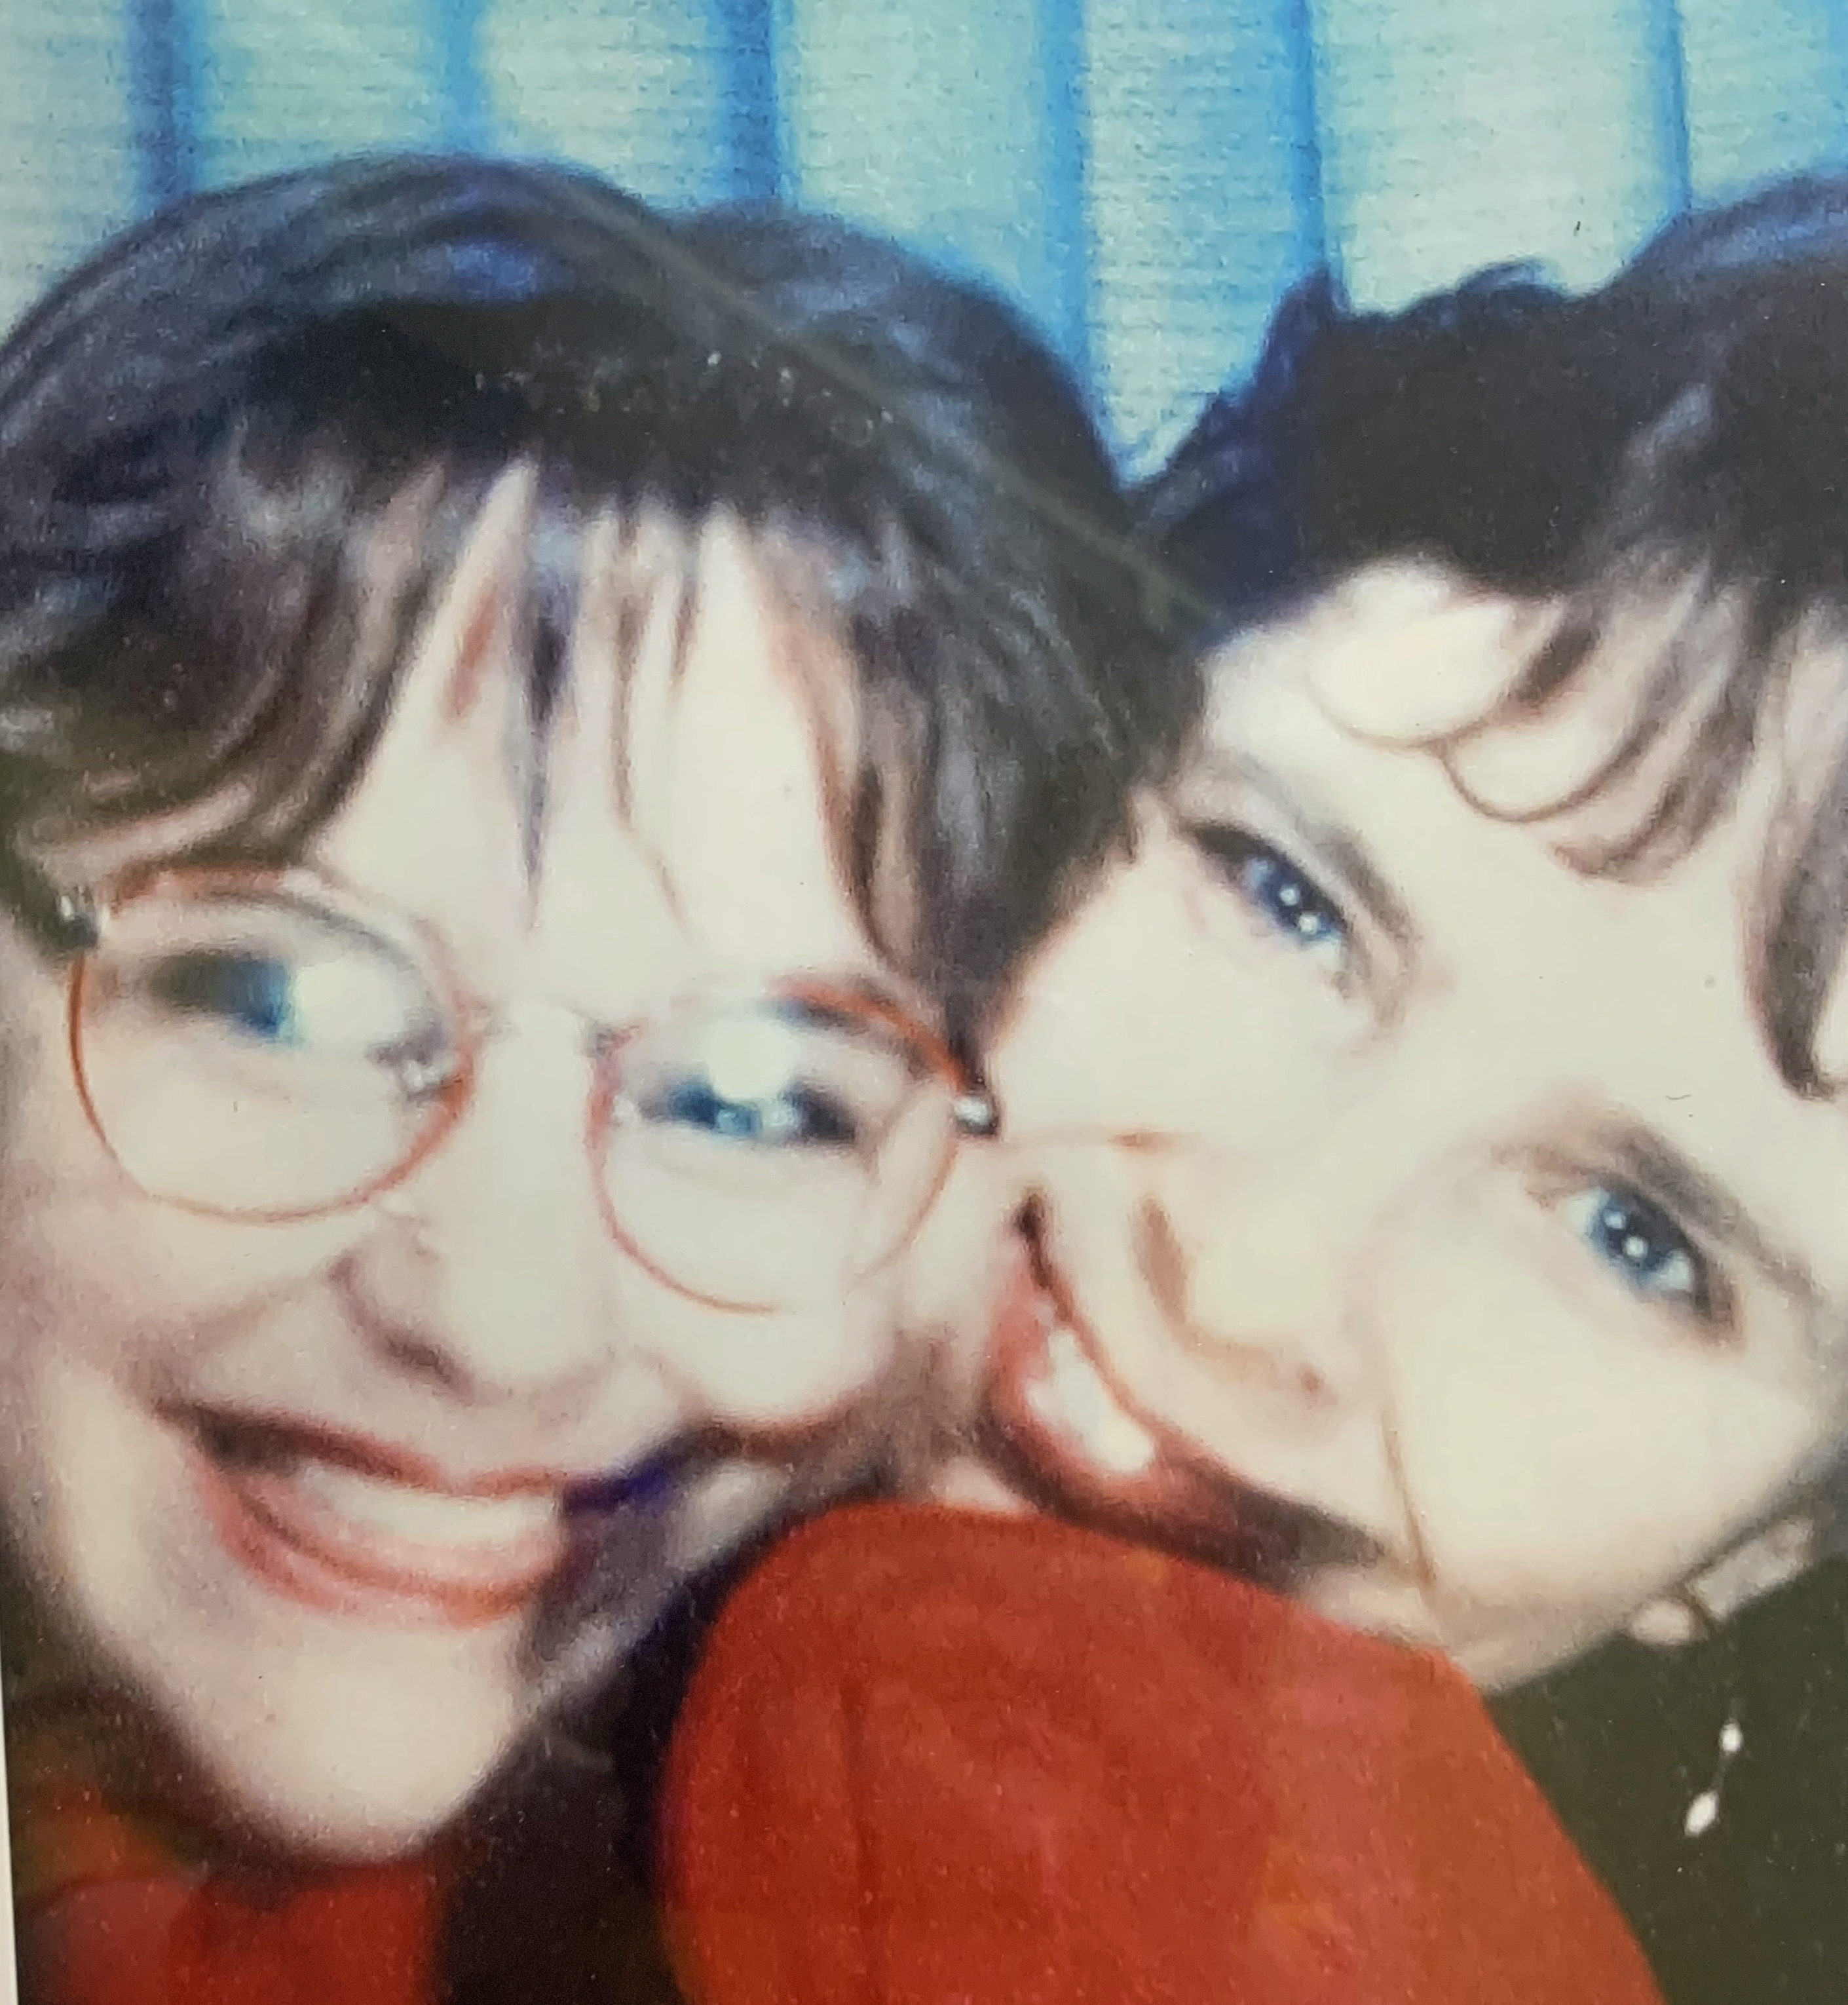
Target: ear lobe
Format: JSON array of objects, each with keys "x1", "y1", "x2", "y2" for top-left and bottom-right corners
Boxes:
[
  {"x1": 1625, "y1": 1510, "x2": 1822, "y2": 1651},
  {"x1": 1624, "y1": 1594, "x2": 1707, "y2": 1649}
]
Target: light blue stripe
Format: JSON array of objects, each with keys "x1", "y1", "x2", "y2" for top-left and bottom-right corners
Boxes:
[
  {"x1": 1285, "y1": 0, "x2": 1328, "y2": 269},
  {"x1": 436, "y1": 0, "x2": 489, "y2": 153},
  {"x1": 1082, "y1": 0, "x2": 1323, "y2": 461},
  {"x1": 1646, "y1": 0, "x2": 1693, "y2": 212},
  {"x1": 776, "y1": 0, "x2": 1087, "y2": 369},
  {"x1": 1039, "y1": 0, "x2": 1097, "y2": 389},
  {"x1": 1311, "y1": 0, "x2": 1690, "y2": 307},
  {"x1": 1678, "y1": 0, "x2": 1848, "y2": 199}
]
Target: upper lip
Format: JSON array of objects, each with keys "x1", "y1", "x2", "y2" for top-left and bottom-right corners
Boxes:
[
  {"x1": 172, "y1": 1400, "x2": 626, "y2": 1628},
  {"x1": 172, "y1": 1403, "x2": 591, "y2": 1502},
  {"x1": 980, "y1": 1206, "x2": 1393, "y2": 1590}
]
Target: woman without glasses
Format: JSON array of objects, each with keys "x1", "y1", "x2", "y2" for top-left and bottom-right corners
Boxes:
[
  {"x1": 0, "y1": 151, "x2": 1171, "y2": 1996},
  {"x1": 938, "y1": 175, "x2": 1848, "y2": 1999}
]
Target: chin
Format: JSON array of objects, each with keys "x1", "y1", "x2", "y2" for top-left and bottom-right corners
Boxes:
[
  {"x1": 209, "y1": 1746, "x2": 485, "y2": 1863},
  {"x1": 1420, "y1": 1603, "x2": 1610, "y2": 1694},
  {"x1": 181, "y1": 1689, "x2": 518, "y2": 1863}
]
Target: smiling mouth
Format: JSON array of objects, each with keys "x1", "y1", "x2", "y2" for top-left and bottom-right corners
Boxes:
[
  {"x1": 978, "y1": 1210, "x2": 1384, "y2": 1593},
  {"x1": 177, "y1": 1407, "x2": 573, "y2": 1629}
]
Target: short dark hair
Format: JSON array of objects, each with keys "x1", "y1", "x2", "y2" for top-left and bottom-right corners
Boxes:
[
  {"x1": 0, "y1": 155, "x2": 1180, "y2": 1029},
  {"x1": 1139, "y1": 172, "x2": 1848, "y2": 1095}
]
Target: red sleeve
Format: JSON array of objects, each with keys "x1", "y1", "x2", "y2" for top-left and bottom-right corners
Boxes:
[
  {"x1": 20, "y1": 1852, "x2": 448, "y2": 2005},
  {"x1": 10, "y1": 1688, "x2": 455, "y2": 2005},
  {"x1": 658, "y1": 1501, "x2": 1665, "y2": 2005}
]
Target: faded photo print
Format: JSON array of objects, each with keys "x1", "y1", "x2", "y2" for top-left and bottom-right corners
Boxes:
[{"x1": 0, "y1": 7, "x2": 1845, "y2": 2004}]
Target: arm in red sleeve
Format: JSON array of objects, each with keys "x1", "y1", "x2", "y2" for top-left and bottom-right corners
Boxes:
[{"x1": 659, "y1": 1501, "x2": 1665, "y2": 2005}]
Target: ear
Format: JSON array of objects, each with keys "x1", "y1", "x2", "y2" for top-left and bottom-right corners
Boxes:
[{"x1": 1626, "y1": 1510, "x2": 1822, "y2": 1649}]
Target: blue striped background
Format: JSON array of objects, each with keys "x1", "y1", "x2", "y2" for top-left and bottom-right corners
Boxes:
[{"x1": 1, "y1": 0, "x2": 1843, "y2": 459}]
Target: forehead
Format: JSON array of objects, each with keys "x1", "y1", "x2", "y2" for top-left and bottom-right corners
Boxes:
[
  {"x1": 1205, "y1": 564, "x2": 1542, "y2": 744},
  {"x1": 1205, "y1": 558, "x2": 1836, "y2": 843},
  {"x1": 313, "y1": 480, "x2": 880, "y2": 1000}
]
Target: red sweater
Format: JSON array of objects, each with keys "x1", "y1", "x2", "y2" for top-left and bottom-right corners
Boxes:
[
  {"x1": 9, "y1": 1689, "x2": 449, "y2": 2005},
  {"x1": 10, "y1": 1500, "x2": 1667, "y2": 2005},
  {"x1": 660, "y1": 1501, "x2": 1667, "y2": 2005}
]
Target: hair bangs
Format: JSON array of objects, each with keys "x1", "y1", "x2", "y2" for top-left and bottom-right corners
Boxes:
[
  {"x1": 1422, "y1": 557, "x2": 1769, "y2": 874},
  {"x1": 1, "y1": 419, "x2": 599, "y2": 907}
]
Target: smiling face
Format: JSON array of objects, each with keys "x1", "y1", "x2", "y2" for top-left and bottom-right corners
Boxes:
[
  {"x1": 966, "y1": 563, "x2": 1848, "y2": 1690},
  {"x1": 0, "y1": 474, "x2": 960, "y2": 1856}
]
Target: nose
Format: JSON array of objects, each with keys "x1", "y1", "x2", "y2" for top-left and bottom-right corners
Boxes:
[
  {"x1": 343, "y1": 1020, "x2": 622, "y2": 1407},
  {"x1": 1133, "y1": 1141, "x2": 1373, "y2": 1412}
]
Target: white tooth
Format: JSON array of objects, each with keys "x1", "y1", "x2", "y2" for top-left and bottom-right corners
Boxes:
[
  {"x1": 286, "y1": 1462, "x2": 557, "y2": 1551},
  {"x1": 1027, "y1": 1325, "x2": 1158, "y2": 1476}
]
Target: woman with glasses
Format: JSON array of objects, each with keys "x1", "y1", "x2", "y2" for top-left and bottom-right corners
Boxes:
[{"x1": 0, "y1": 155, "x2": 1172, "y2": 2004}]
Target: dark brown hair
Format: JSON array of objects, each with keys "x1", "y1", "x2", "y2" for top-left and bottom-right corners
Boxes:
[
  {"x1": 0, "y1": 155, "x2": 1184, "y2": 1033},
  {"x1": 1140, "y1": 174, "x2": 1848, "y2": 1095}
]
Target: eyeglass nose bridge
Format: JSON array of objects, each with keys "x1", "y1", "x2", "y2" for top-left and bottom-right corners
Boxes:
[{"x1": 467, "y1": 993, "x2": 620, "y2": 1060}]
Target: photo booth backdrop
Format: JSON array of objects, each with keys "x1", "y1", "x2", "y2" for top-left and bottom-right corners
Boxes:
[{"x1": 1, "y1": 0, "x2": 1843, "y2": 458}]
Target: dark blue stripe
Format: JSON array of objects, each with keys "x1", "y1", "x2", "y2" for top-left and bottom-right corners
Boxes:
[
  {"x1": 127, "y1": 0, "x2": 197, "y2": 210},
  {"x1": 717, "y1": 0, "x2": 781, "y2": 201},
  {"x1": 434, "y1": 0, "x2": 489, "y2": 152},
  {"x1": 1283, "y1": 0, "x2": 1329, "y2": 275},
  {"x1": 1646, "y1": 0, "x2": 1693, "y2": 214},
  {"x1": 1038, "y1": 0, "x2": 1095, "y2": 379}
]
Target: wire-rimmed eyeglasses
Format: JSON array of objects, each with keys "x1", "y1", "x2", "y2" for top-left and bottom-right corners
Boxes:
[{"x1": 54, "y1": 866, "x2": 995, "y2": 1314}]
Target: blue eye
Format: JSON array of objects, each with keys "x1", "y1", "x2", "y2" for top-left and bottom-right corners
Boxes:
[
  {"x1": 1565, "y1": 1185, "x2": 1710, "y2": 1313},
  {"x1": 153, "y1": 953, "x2": 301, "y2": 1045},
  {"x1": 145, "y1": 945, "x2": 435, "y2": 1063},
  {"x1": 652, "y1": 1078, "x2": 858, "y2": 1149},
  {"x1": 1241, "y1": 850, "x2": 1346, "y2": 950},
  {"x1": 1191, "y1": 828, "x2": 1349, "y2": 959}
]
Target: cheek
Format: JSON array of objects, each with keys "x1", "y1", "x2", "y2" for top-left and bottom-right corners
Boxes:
[
  {"x1": 630, "y1": 1265, "x2": 908, "y2": 1430},
  {"x1": 895, "y1": 1147, "x2": 1020, "y2": 1377},
  {"x1": 994, "y1": 907, "x2": 1180, "y2": 1136},
  {"x1": 1379, "y1": 1225, "x2": 1828, "y2": 1616},
  {"x1": 994, "y1": 891, "x2": 1359, "y2": 1154},
  {"x1": 0, "y1": 1167, "x2": 353, "y2": 1389},
  {"x1": 0, "y1": 1000, "x2": 351, "y2": 1379}
]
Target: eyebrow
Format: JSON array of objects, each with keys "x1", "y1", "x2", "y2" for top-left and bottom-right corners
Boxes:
[
  {"x1": 1179, "y1": 744, "x2": 1424, "y2": 961},
  {"x1": 1593, "y1": 1120, "x2": 1822, "y2": 1310}
]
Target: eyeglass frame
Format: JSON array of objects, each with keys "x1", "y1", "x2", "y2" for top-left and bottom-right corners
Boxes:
[{"x1": 42, "y1": 862, "x2": 998, "y2": 1316}]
